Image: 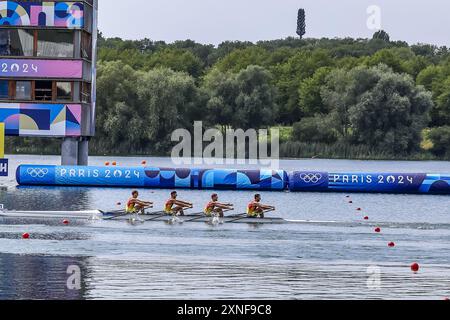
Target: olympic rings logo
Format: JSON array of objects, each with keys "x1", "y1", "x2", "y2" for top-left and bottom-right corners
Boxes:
[
  {"x1": 27, "y1": 168, "x2": 49, "y2": 178},
  {"x1": 300, "y1": 173, "x2": 323, "y2": 184}
]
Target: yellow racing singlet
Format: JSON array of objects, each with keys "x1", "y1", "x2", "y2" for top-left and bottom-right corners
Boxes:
[
  {"x1": 165, "y1": 199, "x2": 174, "y2": 214},
  {"x1": 247, "y1": 201, "x2": 259, "y2": 217},
  {"x1": 126, "y1": 199, "x2": 136, "y2": 213},
  {"x1": 204, "y1": 202, "x2": 215, "y2": 217}
]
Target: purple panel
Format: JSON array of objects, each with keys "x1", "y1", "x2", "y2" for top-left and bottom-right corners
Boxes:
[{"x1": 0, "y1": 59, "x2": 82, "y2": 78}]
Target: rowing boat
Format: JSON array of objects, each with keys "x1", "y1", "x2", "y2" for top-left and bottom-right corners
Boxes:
[
  {"x1": 104, "y1": 212, "x2": 289, "y2": 224},
  {"x1": 0, "y1": 209, "x2": 302, "y2": 224}
]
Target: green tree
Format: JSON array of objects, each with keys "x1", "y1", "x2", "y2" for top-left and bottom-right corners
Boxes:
[
  {"x1": 372, "y1": 30, "x2": 390, "y2": 42},
  {"x1": 233, "y1": 65, "x2": 278, "y2": 130},
  {"x1": 365, "y1": 48, "x2": 405, "y2": 73},
  {"x1": 292, "y1": 115, "x2": 337, "y2": 143},
  {"x1": 274, "y1": 49, "x2": 334, "y2": 123},
  {"x1": 137, "y1": 68, "x2": 202, "y2": 153},
  {"x1": 206, "y1": 41, "x2": 254, "y2": 66},
  {"x1": 94, "y1": 61, "x2": 141, "y2": 152},
  {"x1": 417, "y1": 62, "x2": 450, "y2": 125},
  {"x1": 202, "y1": 68, "x2": 239, "y2": 129},
  {"x1": 170, "y1": 39, "x2": 215, "y2": 65},
  {"x1": 296, "y1": 9, "x2": 306, "y2": 39},
  {"x1": 202, "y1": 66, "x2": 277, "y2": 130},
  {"x1": 214, "y1": 47, "x2": 271, "y2": 73},
  {"x1": 434, "y1": 77, "x2": 450, "y2": 125},
  {"x1": 144, "y1": 48, "x2": 204, "y2": 78},
  {"x1": 416, "y1": 65, "x2": 443, "y2": 91},
  {"x1": 298, "y1": 67, "x2": 333, "y2": 117},
  {"x1": 322, "y1": 65, "x2": 433, "y2": 154},
  {"x1": 428, "y1": 126, "x2": 450, "y2": 157}
]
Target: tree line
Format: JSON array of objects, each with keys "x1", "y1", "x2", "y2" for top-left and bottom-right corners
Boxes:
[{"x1": 8, "y1": 32, "x2": 450, "y2": 159}]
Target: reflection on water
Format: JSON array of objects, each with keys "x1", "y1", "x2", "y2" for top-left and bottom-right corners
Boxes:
[
  {"x1": 2, "y1": 253, "x2": 448, "y2": 300},
  {"x1": 3, "y1": 186, "x2": 93, "y2": 212},
  {"x1": 0, "y1": 254, "x2": 89, "y2": 300},
  {"x1": 84, "y1": 257, "x2": 450, "y2": 300}
]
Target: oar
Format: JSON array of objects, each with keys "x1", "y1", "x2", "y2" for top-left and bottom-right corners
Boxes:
[
  {"x1": 227, "y1": 208, "x2": 276, "y2": 223},
  {"x1": 184, "y1": 212, "x2": 205, "y2": 217},
  {"x1": 184, "y1": 208, "x2": 234, "y2": 223},
  {"x1": 142, "y1": 211, "x2": 169, "y2": 222},
  {"x1": 143, "y1": 206, "x2": 196, "y2": 223},
  {"x1": 103, "y1": 210, "x2": 128, "y2": 221},
  {"x1": 263, "y1": 208, "x2": 276, "y2": 215},
  {"x1": 225, "y1": 213, "x2": 248, "y2": 223},
  {"x1": 227, "y1": 213, "x2": 248, "y2": 218},
  {"x1": 104, "y1": 209, "x2": 161, "y2": 221}
]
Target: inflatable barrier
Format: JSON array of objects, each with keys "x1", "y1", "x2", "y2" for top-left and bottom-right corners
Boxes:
[
  {"x1": 289, "y1": 172, "x2": 450, "y2": 194},
  {"x1": 15, "y1": 165, "x2": 450, "y2": 195},
  {"x1": 16, "y1": 165, "x2": 288, "y2": 191}
]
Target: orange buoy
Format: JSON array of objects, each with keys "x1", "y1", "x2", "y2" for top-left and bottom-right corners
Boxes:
[
  {"x1": 63, "y1": 220, "x2": 70, "y2": 225},
  {"x1": 364, "y1": 216, "x2": 369, "y2": 220},
  {"x1": 22, "y1": 233, "x2": 30, "y2": 239},
  {"x1": 375, "y1": 227, "x2": 381, "y2": 233},
  {"x1": 411, "y1": 263, "x2": 420, "y2": 273},
  {"x1": 141, "y1": 160, "x2": 147, "y2": 165},
  {"x1": 112, "y1": 161, "x2": 117, "y2": 166},
  {"x1": 105, "y1": 162, "x2": 110, "y2": 166},
  {"x1": 388, "y1": 242, "x2": 395, "y2": 248}
]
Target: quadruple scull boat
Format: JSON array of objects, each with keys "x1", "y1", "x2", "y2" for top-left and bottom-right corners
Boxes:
[{"x1": 0, "y1": 209, "x2": 331, "y2": 225}]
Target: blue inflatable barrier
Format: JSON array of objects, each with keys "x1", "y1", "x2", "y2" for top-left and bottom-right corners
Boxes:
[
  {"x1": 15, "y1": 165, "x2": 450, "y2": 194},
  {"x1": 289, "y1": 171, "x2": 450, "y2": 194},
  {"x1": 16, "y1": 165, "x2": 288, "y2": 191}
]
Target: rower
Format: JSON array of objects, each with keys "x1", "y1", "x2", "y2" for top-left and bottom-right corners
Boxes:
[
  {"x1": 165, "y1": 191, "x2": 193, "y2": 216},
  {"x1": 126, "y1": 190, "x2": 153, "y2": 214},
  {"x1": 204, "y1": 193, "x2": 234, "y2": 218},
  {"x1": 247, "y1": 194, "x2": 275, "y2": 218}
]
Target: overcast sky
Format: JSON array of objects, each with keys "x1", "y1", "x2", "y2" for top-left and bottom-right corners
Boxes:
[{"x1": 98, "y1": 0, "x2": 450, "y2": 47}]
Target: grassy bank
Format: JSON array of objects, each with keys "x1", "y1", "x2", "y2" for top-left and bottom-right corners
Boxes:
[
  {"x1": 5, "y1": 130, "x2": 448, "y2": 161},
  {"x1": 279, "y1": 141, "x2": 442, "y2": 161}
]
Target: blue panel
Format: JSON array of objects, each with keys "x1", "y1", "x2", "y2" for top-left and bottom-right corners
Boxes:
[
  {"x1": 16, "y1": 166, "x2": 448, "y2": 195},
  {"x1": 236, "y1": 172, "x2": 254, "y2": 189},
  {"x1": 0, "y1": 159, "x2": 8, "y2": 177},
  {"x1": 16, "y1": 165, "x2": 289, "y2": 191},
  {"x1": 289, "y1": 171, "x2": 450, "y2": 194},
  {"x1": 201, "y1": 170, "x2": 215, "y2": 189},
  {"x1": 289, "y1": 172, "x2": 329, "y2": 192},
  {"x1": 0, "y1": 80, "x2": 8, "y2": 99},
  {"x1": 17, "y1": 165, "x2": 55, "y2": 185},
  {"x1": 420, "y1": 174, "x2": 450, "y2": 194},
  {"x1": 328, "y1": 173, "x2": 426, "y2": 193},
  {"x1": 16, "y1": 165, "x2": 145, "y2": 187}
]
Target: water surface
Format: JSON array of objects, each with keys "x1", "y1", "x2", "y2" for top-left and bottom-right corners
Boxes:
[{"x1": 0, "y1": 155, "x2": 449, "y2": 300}]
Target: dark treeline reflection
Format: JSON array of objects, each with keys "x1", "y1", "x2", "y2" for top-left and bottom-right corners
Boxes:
[
  {"x1": 2, "y1": 187, "x2": 92, "y2": 211},
  {"x1": 0, "y1": 254, "x2": 91, "y2": 300}
]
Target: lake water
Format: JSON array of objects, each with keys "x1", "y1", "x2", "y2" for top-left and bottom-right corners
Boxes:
[{"x1": 0, "y1": 155, "x2": 449, "y2": 300}]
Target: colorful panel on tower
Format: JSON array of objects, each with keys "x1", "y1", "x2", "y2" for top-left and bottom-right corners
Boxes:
[
  {"x1": 0, "y1": 1, "x2": 84, "y2": 28},
  {"x1": 0, "y1": 103, "x2": 81, "y2": 137}
]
